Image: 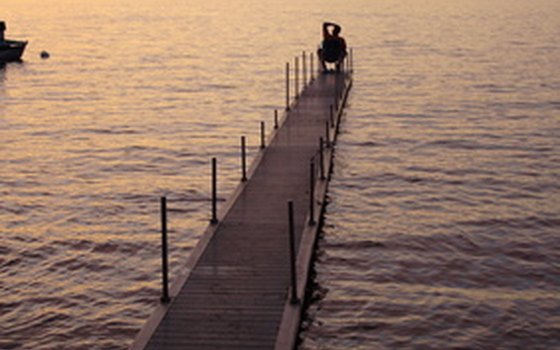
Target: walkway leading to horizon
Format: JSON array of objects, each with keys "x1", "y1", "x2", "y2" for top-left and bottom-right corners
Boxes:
[{"x1": 131, "y1": 63, "x2": 353, "y2": 350}]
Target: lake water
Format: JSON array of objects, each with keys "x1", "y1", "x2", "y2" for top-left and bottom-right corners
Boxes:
[{"x1": 1, "y1": 0, "x2": 559, "y2": 349}]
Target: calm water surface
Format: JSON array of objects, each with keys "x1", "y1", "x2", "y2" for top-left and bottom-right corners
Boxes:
[{"x1": 1, "y1": 0, "x2": 559, "y2": 349}]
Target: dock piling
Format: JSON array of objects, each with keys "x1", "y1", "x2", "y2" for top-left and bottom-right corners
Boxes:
[
  {"x1": 160, "y1": 196, "x2": 170, "y2": 304},
  {"x1": 287, "y1": 200, "x2": 299, "y2": 305},
  {"x1": 241, "y1": 136, "x2": 247, "y2": 182}
]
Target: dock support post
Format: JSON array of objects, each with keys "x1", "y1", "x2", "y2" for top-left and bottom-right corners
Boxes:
[
  {"x1": 241, "y1": 136, "x2": 247, "y2": 182},
  {"x1": 309, "y1": 160, "x2": 316, "y2": 226},
  {"x1": 295, "y1": 56, "x2": 299, "y2": 100},
  {"x1": 211, "y1": 158, "x2": 218, "y2": 224},
  {"x1": 160, "y1": 196, "x2": 170, "y2": 304},
  {"x1": 302, "y1": 51, "x2": 307, "y2": 88},
  {"x1": 287, "y1": 201, "x2": 299, "y2": 305},
  {"x1": 274, "y1": 109, "x2": 279, "y2": 129},
  {"x1": 286, "y1": 62, "x2": 290, "y2": 111},
  {"x1": 260, "y1": 121, "x2": 265, "y2": 149},
  {"x1": 319, "y1": 137, "x2": 325, "y2": 180}
]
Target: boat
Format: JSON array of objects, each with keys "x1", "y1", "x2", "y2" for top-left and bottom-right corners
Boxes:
[
  {"x1": 0, "y1": 21, "x2": 27, "y2": 63},
  {"x1": 0, "y1": 40, "x2": 28, "y2": 63}
]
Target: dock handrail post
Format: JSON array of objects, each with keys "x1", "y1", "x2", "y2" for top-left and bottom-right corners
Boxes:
[
  {"x1": 241, "y1": 136, "x2": 247, "y2": 182},
  {"x1": 285, "y1": 62, "x2": 290, "y2": 111},
  {"x1": 309, "y1": 160, "x2": 316, "y2": 226},
  {"x1": 334, "y1": 89, "x2": 339, "y2": 112},
  {"x1": 274, "y1": 109, "x2": 279, "y2": 129},
  {"x1": 313, "y1": 51, "x2": 321, "y2": 75},
  {"x1": 211, "y1": 157, "x2": 218, "y2": 224},
  {"x1": 302, "y1": 51, "x2": 307, "y2": 88},
  {"x1": 260, "y1": 121, "x2": 265, "y2": 149},
  {"x1": 338, "y1": 82, "x2": 342, "y2": 102},
  {"x1": 310, "y1": 52, "x2": 314, "y2": 81},
  {"x1": 295, "y1": 56, "x2": 299, "y2": 100},
  {"x1": 330, "y1": 104, "x2": 334, "y2": 127},
  {"x1": 160, "y1": 196, "x2": 170, "y2": 304},
  {"x1": 325, "y1": 121, "x2": 331, "y2": 148},
  {"x1": 350, "y1": 48, "x2": 354, "y2": 74},
  {"x1": 319, "y1": 137, "x2": 325, "y2": 180},
  {"x1": 287, "y1": 200, "x2": 300, "y2": 305}
]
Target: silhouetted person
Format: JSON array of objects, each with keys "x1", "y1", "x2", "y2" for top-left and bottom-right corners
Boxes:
[
  {"x1": 0, "y1": 22, "x2": 5, "y2": 42},
  {"x1": 317, "y1": 22, "x2": 347, "y2": 73}
]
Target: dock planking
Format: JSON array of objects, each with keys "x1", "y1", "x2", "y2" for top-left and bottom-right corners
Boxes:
[{"x1": 131, "y1": 66, "x2": 352, "y2": 350}]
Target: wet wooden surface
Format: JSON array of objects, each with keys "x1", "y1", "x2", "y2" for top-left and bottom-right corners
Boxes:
[{"x1": 132, "y1": 71, "x2": 351, "y2": 350}]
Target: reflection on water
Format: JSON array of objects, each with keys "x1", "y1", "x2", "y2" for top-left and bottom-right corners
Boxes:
[{"x1": 1, "y1": 0, "x2": 559, "y2": 349}]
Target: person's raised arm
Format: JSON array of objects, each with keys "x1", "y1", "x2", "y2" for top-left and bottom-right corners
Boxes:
[{"x1": 322, "y1": 22, "x2": 331, "y2": 39}]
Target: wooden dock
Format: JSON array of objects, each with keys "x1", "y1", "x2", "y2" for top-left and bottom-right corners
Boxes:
[{"x1": 130, "y1": 63, "x2": 353, "y2": 350}]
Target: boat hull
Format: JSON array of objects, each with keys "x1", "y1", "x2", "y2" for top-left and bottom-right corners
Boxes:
[{"x1": 0, "y1": 40, "x2": 27, "y2": 63}]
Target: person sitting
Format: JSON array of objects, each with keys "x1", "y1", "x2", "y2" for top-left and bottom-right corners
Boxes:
[
  {"x1": 317, "y1": 22, "x2": 347, "y2": 73},
  {"x1": 0, "y1": 21, "x2": 5, "y2": 42}
]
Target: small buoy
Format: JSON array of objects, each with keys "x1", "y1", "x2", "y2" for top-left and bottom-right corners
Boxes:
[{"x1": 40, "y1": 51, "x2": 50, "y2": 59}]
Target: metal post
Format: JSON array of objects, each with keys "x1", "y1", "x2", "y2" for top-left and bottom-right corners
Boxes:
[
  {"x1": 160, "y1": 196, "x2": 170, "y2": 304},
  {"x1": 302, "y1": 51, "x2": 307, "y2": 88},
  {"x1": 310, "y1": 52, "x2": 314, "y2": 81},
  {"x1": 287, "y1": 200, "x2": 299, "y2": 304},
  {"x1": 325, "y1": 121, "x2": 331, "y2": 148},
  {"x1": 260, "y1": 121, "x2": 265, "y2": 149},
  {"x1": 314, "y1": 49, "x2": 322, "y2": 75},
  {"x1": 350, "y1": 48, "x2": 354, "y2": 73},
  {"x1": 274, "y1": 109, "x2": 279, "y2": 129},
  {"x1": 309, "y1": 160, "x2": 316, "y2": 226},
  {"x1": 295, "y1": 56, "x2": 299, "y2": 100},
  {"x1": 330, "y1": 104, "x2": 334, "y2": 127},
  {"x1": 337, "y1": 82, "x2": 342, "y2": 102},
  {"x1": 334, "y1": 89, "x2": 339, "y2": 112},
  {"x1": 241, "y1": 136, "x2": 247, "y2": 182},
  {"x1": 286, "y1": 62, "x2": 290, "y2": 111},
  {"x1": 211, "y1": 157, "x2": 218, "y2": 224},
  {"x1": 319, "y1": 137, "x2": 325, "y2": 180}
]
